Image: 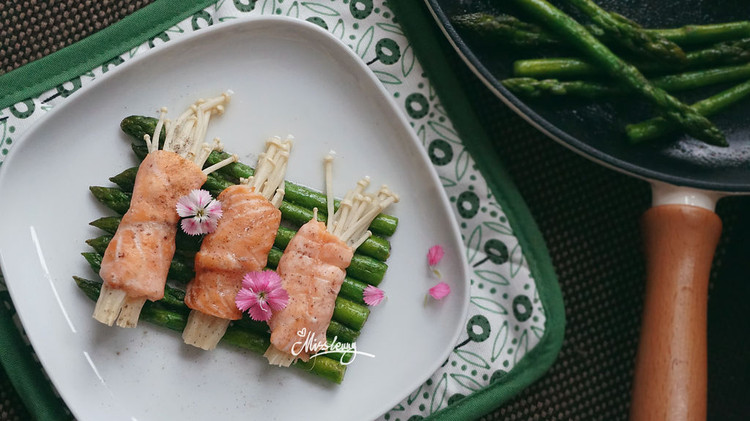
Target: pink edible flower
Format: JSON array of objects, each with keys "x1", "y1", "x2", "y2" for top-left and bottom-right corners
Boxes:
[
  {"x1": 427, "y1": 245, "x2": 445, "y2": 278},
  {"x1": 427, "y1": 245, "x2": 444, "y2": 266},
  {"x1": 235, "y1": 270, "x2": 289, "y2": 322},
  {"x1": 176, "y1": 189, "x2": 223, "y2": 236},
  {"x1": 362, "y1": 285, "x2": 385, "y2": 306},
  {"x1": 428, "y1": 282, "x2": 451, "y2": 300}
]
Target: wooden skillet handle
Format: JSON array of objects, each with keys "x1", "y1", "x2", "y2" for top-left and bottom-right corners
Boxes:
[{"x1": 630, "y1": 204, "x2": 722, "y2": 420}]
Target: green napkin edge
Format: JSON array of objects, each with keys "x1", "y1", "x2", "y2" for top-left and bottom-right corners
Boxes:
[
  {"x1": 0, "y1": 291, "x2": 67, "y2": 420},
  {"x1": 389, "y1": 1, "x2": 565, "y2": 419},
  {"x1": 0, "y1": 0, "x2": 216, "y2": 110},
  {"x1": 0, "y1": 1, "x2": 216, "y2": 419}
]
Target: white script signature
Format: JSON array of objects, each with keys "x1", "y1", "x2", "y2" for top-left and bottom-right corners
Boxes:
[{"x1": 291, "y1": 327, "x2": 375, "y2": 365}]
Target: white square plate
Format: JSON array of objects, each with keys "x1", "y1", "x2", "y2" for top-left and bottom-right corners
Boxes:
[{"x1": 0, "y1": 16, "x2": 469, "y2": 421}]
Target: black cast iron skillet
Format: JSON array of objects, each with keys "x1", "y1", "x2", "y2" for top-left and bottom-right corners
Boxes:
[{"x1": 425, "y1": 0, "x2": 750, "y2": 419}]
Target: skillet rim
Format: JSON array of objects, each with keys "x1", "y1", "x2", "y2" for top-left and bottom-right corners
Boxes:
[{"x1": 424, "y1": 0, "x2": 750, "y2": 194}]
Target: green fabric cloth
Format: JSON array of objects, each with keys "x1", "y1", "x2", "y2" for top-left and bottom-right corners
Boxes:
[{"x1": 389, "y1": 2, "x2": 564, "y2": 419}]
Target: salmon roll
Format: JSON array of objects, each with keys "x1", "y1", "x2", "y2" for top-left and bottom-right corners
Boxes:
[
  {"x1": 94, "y1": 93, "x2": 237, "y2": 328},
  {"x1": 182, "y1": 137, "x2": 292, "y2": 350},
  {"x1": 264, "y1": 155, "x2": 398, "y2": 366}
]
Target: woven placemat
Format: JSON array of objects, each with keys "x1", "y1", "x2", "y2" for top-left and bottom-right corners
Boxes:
[
  {"x1": 1, "y1": 1, "x2": 749, "y2": 420},
  {"x1": 0, "y1": 0, "x2": 151, "y2": 74}
]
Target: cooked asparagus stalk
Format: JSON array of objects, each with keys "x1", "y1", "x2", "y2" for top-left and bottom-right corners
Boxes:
[
  {"x1": 453, "y1": 12, "x2": 750, "y2": 49},
  {"x1": 513, "y1": 38, "x2": 750, "y2": 78},
  {"x1": 503, "y1": 62, "x2": 750, "y2": 98},
  {"x1": 451, "y1": 12, "x2": 559, "y2": 49},
  {"x1": 509, "y1": 0, "x2": 726, "y2": 146},
  {"x1": 626, "y1": 78, "x2": 750, "y2": 143},
  {"x1": 654, "y1": 21, "x2": 750, "y2": 46},
  {"x1": 567, "y1": 0, "x2": 685, "y2": 64}
]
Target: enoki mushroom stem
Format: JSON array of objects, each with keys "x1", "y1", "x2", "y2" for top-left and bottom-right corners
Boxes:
[
  {"x1": 144, "y1": 92, "x2": 238, "y2": 173},
  {"x1": 244, "y1": 136, "x2": 293, "y2": 208},
  {"x1": 324, "y1": 156, "x2": 399, "y2": 248}
]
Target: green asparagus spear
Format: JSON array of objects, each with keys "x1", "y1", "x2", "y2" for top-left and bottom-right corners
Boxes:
[
  {"x1": 567, "y1": 0, "x2": 685, "y2": 64},
  {"x1": 683, "y1": 38, "x2": 750, "y2": 70},
  {"x1": 503, "y1": 78, "x2": 614, "y2": 98},
  {"x1": 654, "y1": 21, "x2": 750, "y2": 46},
  {"x1": 513, "y1": 38, "x2": 750, "y2": 79},
  {"x1": 108, "y1": 167, "x2": 138, "y2": 191},
  {"x1": 89, "y1": 216, "x2": 121, "y2": 234},
  {"x1": 504, "y1": 63, "x2": 750, "y2": 98},
  {"x1": 325, "y1": 320, "x2": 360, "y2": 345},
  {"x1": 119, "y1": 114, "x2": 165, "y2": 144},
  {"x1": 514, "y1": 58, "x2": 598, "y2": 79},
  {"x1": 510, "y1": 0, "x2": 726, "y2": 146},
  {"x1": 451, "y1": 12, "x2": 559, "y2": 49},
  {"x1": 332, "y1": 297, "x2": 370, "y2": 331},
  {"x1": 453, "y1": 12, "x2": 750, "y2": 49},
  {"x1": 120, "y1": 115, "x2": 399, "y2": 238},
  {"x1": 89, "y1": 186, "x2": 131, "y2": 214},
  {"x1": 73, "y1": 276, "x2": 347, "y2": 383},
  {"x1": 84, "y1": 234, "x2": 113, "y2": 254},
  {"x1": 627, "y1": 78, "x2": 750, "y2": 143}
]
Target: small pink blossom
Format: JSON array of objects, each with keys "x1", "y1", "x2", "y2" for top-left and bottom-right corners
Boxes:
[
  {"x1": 428, "y1": 282, "x2": 451, "y2": 300},
  {"x1": 176, "y1": 189, "x2": 222, "y2": 235},
  {"x1": 235, "y1": 270, "x2": 289, "y2": 322},
  {"x1": 428, "y1": 245, "x2": 445, "y2": 278},
  {"x1": 362, "y1": 285, "x2": 385, "y2": 306},
  {"x1": 427, "y1": 245, "x2": 445, "y2": 266}
]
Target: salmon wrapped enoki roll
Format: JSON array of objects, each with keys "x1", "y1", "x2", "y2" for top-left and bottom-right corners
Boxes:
[
  {"x1": 94, "y1": 93, "x2": 237, "y2": 328},
  {"x1": 182, "y1": 137, "x2": 292, "y2": 350},
  {"x1": 264, "y1": 155, "x2": 399, "y2": 366}
]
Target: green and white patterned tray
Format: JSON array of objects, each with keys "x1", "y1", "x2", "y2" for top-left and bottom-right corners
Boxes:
[{"x1": 0, "y1": 1, "x2": 564, "y2": 419}]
